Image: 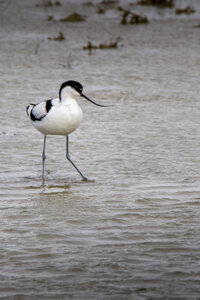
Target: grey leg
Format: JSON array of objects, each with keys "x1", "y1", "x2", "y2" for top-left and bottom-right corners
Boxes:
[
  {"x1": 66, "y1": 136, "x2": 87, "y2": 181},
  {"x1": 42, "y1": 135, "x2": 47, "y2": 183}
]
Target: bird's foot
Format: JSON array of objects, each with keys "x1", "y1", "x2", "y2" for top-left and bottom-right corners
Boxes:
[{"x1": 82, "y1": 176, "x2": 88, "y2": 182}]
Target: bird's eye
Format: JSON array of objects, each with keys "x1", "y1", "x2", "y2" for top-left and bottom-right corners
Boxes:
[{"x1": 75, "y1": 85, "x2": 82, "y2": 93}]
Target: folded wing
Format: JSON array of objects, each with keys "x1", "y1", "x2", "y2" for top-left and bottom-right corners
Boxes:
[{"x1": 26, "y1": 99, "x2": 53, "y2": 122}]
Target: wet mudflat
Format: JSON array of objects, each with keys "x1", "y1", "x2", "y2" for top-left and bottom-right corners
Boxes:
[{"x1": 0, "y1": 0, "x2": 200, "y2": 299}]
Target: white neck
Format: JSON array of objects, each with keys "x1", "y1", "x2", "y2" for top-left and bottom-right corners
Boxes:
[{"x1": 60, "y1": 86, "x2": 79, "y2": 102}]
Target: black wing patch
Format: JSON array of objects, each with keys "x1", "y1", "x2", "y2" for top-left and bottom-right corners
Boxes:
[
  {"x1": 46, "y1": 99, "x2": 53, "y2": 113},
  {"x1": 26, "y1": 105, "x2": 30, "y2": 116},
  {"x1": 29, "y1": 99, "x2": 53, "y2": 122},
  {"x1": 30, "y1": 109, "x2": 46, "y2": 122},
  {"x1": 26, "y1": 104, "x2": 35, "y2": 116}
]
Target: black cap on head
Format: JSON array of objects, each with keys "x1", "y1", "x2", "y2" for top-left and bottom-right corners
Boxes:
[
  {"x1": 59, "y1": 80, "x2": 110, "y2": 107},
  {"x1": 59, "y1": 80, "x2": 83, "y2": 100}
]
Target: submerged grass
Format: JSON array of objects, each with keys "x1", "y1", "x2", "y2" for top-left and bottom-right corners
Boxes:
[{"x1": 83, "y1": 37, "x2": 121, "y2": 55}]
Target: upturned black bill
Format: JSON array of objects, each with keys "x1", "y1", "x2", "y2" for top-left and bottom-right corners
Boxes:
[{"x1": 81, "y1": 93, "x2": 109, "y2": 107}]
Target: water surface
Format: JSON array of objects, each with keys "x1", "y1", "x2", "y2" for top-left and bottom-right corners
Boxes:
[{"x1": 0, "y1": 0, "x2": 200, "y2": 299}]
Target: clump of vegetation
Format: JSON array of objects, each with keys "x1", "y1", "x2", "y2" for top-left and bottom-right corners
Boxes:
[
  {"x1": 192, "y1": 23, "x2": 200, "y2": 28},
  {"x1": 83, "y1": 1, "x2": 94, "y2": 6},
  {"x1": 47, "y1": 15, "x2": 54, "y2": 21},
  {"x1": 99, "y1": 0, "x2": 119, "y2": 9},
  {"x1": 119, "y1": 7, "x2": 148, "y2": 25},
  {"x1": 59, "y1": 13, "x2": 85, "y2": 22},
  {"x1": 130, "y1": 12, "x2": 148, "y2": 24},
  {"x1": 48, "y1": 32, "x2": 65, "y2": 41},
  {"x1": 175, "y1": 6, "x2": 195, "y2": 15},
  {"x1": 96, "y1": 0, "x2": 119, "y2": 15},
  {"x1": 96, "y1": 5, "x2": 106, "y2": 14},
  {"x1": 83, "y1": 37, "x2": 121, "y2": 55},
  {"x1": 36, "y1": 0, "x2": 61, "y2": 7},
  {"x1": 54, "y1": 0, "x2": 61, "y2": 5},
  {"x1": 138, "y1": 0, "x2": 174, "y2": 8}
]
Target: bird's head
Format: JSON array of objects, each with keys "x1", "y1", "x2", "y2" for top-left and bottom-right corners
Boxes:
[{"x1": 59, "y1": 80, "x2": 109, "y2": 107}]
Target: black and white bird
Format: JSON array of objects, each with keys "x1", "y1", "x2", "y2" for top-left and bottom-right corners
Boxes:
[{"x1": 26, "y1": 80, "x2": 107, "y2": 182}]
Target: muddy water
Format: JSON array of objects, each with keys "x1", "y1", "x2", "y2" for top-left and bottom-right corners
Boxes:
[{"x1": 0, "y1": 0, "x2": 200, "y2": 299}]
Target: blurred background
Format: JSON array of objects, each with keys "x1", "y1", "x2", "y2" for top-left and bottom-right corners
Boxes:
[{"x1": 0, "y1": 0, "x2": 200, "y2": 299}]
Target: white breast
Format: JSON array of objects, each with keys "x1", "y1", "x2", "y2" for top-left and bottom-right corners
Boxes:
[{"x1": 32, "y1": 98, "x2": 83, "y2": 136}]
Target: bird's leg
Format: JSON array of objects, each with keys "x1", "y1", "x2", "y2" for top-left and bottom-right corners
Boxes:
[
  {"x1": 66, "y1": 136, "x2": 87, "y2": 181},
  {"x1": 42, "y1": 135, "x2": 47, "y2": 183}
]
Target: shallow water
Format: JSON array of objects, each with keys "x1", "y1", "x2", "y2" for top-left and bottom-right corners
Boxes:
[{"x1": 0, "y1": 0, "x2": 200, "y2": 299}]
